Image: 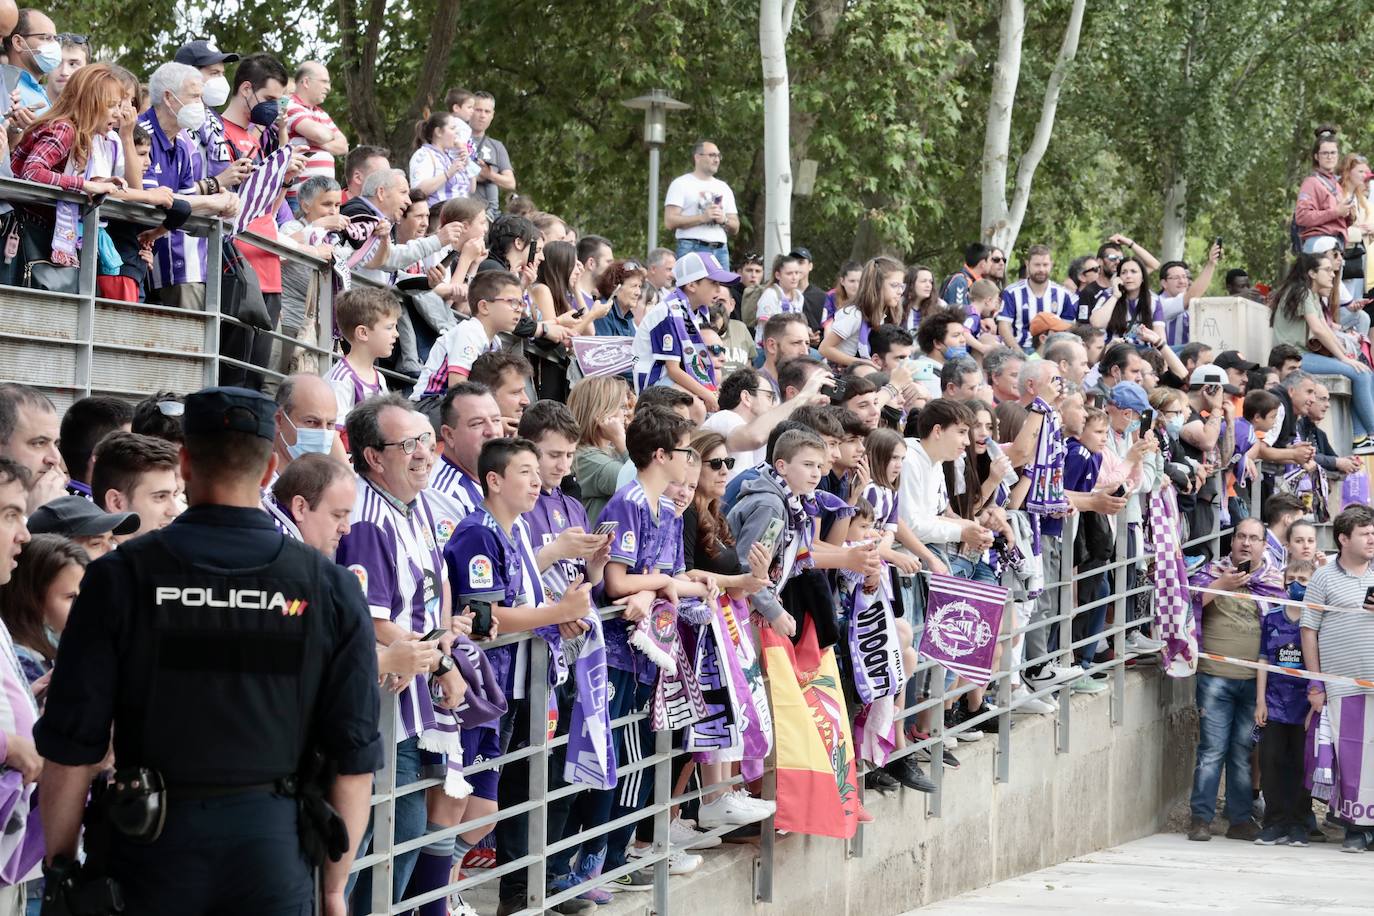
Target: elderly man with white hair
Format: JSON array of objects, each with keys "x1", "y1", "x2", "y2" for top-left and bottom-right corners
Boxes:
[{"x1": 136, "y1": 61, "x2": 241, "y2": 310}]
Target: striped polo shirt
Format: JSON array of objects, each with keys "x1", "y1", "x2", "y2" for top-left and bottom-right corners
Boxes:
[{"x1": 1301, "y1": 558, "x2": 1374, "y2": 699}]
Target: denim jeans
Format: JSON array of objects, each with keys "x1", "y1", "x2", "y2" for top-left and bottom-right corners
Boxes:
[
  {"x1": 948, "y1": 553, "x2": 998, "y2": 584},
  {"x1": 1300, "y1": 350, "x2": 1374, "y2": 440},
  {"x1": 347, "y1": 735, "x2": 426, "y2": 906},
  {"x1": 1189, "y1": 673, "x2": 1257, "y2": 825},
  {"x1": 675, "y1": 238, "x2": 730, "y2": 271}
]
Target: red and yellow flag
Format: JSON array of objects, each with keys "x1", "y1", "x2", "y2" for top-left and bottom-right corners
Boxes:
[{"x1": 761, "y1": 618, "x2": 860, "y2": 839}]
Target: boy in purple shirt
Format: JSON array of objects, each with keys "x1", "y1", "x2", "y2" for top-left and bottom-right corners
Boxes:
[
  {"x1": 1062, "y1": 407, "x2": 1108, "y2": 685},
  {"x1": 1255, "y1": 596, "x2": 1312, "y2": 847}
]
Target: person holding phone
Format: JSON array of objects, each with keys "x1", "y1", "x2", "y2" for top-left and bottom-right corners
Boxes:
[{"x1": 1185, "y1": 517, "x2": 1287, "y2": 843}]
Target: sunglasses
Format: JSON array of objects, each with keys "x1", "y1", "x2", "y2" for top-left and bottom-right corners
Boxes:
[
  {"x1": 990, "y1": 256, "x2": 1006, "y2": 263},
  {"x1": 707, "y1": 345, "x2": 726, "y2": 356},
  {"x1": 622, "y1": 260, "x2": 643, "y2": 272},
  {"x1": 155, "y1": 400, "x2": 184, "y2": 417},
  {"x1": 56, "y1": 33, "x2": 88, "y2": 45},
  {"x1": 705, "y1": 456, "x2": 737, "y2": 471}
]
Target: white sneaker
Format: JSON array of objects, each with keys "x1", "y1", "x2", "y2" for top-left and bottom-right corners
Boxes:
[
  {"x1": 1010, "y1": 685, "x2": 1056, "y2": 715},
  {"x1": 628, "y1": 846, "x2": 702, "y2": 875},
  {"x1": 1027, "y1": 663, "x2": 1084, "y2": 688},
  {"x1": 942, "y1": 733, "x2": 958, "y2": 750},
  {"x1": 448, "y1": 891, "x2": 479, "y2": 916},
  {"x1": 731, "y1": 790, "x2": 776, "y2": 817},
  {"x1": 1126, "y1": 631, "x2": 1165, "y2": 654},
  {"x1": 669, "y1": 816, "x2": 722, "y2": 850},
  {"x1": 698, "y1": 792, "x2": 768, "y2": 828}
]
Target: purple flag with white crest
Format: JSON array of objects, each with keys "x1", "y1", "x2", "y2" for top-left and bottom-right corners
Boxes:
[
  {"x1": 572, "y1": 335, "x2": 635, "y2": 377},
  {"x1": 917, "y1": 573, "x2": 1007, "y2": 686}
]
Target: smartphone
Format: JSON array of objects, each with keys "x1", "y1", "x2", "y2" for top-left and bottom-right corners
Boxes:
[
  {"x1": 1364, "y1": 585, "x2": 1374, "y2": 607},
  {"x1": 820, "y1": 379, "x2": 847, "y2": 400},
  {"x1": 595, "y1": 521, "x2": 618, "y2": 537},
  {"x1": 468, "y1": 598, "x2": 494, "y2": 639},
  {"x1": 1214, "y1": 236, "x2": 1224, "y2": 249},
  {"x1": 1236, "y1": 560, "x2": 1252, "y2": 574},
  {"x1": 1139, "y1": 409, "x2": 1154, "y2": 432},
  {"x1": 758, "y1": 517, "x2": 785, "y2": 555},
  {"x1": 420, "y1": 627, "x2": 445, "y2": 642},
  {"x1": 570, "y1": 307, "x2": 586, "y2": 319}
]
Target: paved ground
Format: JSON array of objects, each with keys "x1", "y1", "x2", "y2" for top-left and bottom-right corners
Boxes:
[{"x1": 915, "y1": 831, "x2": 1371, "y2": 914}]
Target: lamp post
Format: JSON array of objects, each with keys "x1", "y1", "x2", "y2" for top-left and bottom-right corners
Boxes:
[{"x1": 622, "y1": 90, "x2": 689, "y2": 253}]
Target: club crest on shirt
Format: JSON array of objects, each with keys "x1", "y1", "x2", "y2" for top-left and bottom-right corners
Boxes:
[
  {"x1": 662, "y1": 333, "x2": 673, "y2": 350},
  {"x1": 552, "y1": 508, "x2": 565, "y2": 528},
  {"x1": 469, "y1": 555, "x2": 494, "y2": 589},
  {"x1": 347, "y1": 564, "x2": 368, "y2": 593},
  {"x1": 620, "y1": 530, "x2": 636, "y2": 554}
]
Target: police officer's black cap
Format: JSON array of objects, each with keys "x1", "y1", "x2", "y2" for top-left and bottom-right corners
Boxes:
[
  {"x1": 29, "y1": 496, "x2": 139, "y2": 537},
  {"x1": 183, "y1": 387, "x2": 277, "y2": 441}
]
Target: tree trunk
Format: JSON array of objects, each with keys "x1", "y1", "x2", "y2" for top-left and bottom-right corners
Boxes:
[
  {"x1": 1161, "y1": 158, "x2": 1188, "y2": 262},
  {"x1": 384, "y1": 0, "x2": 463, "y2": 155},
  {"x1": 336, "y1": 0, "x2": 389, "y2": 146},
  {"x1": 980, "y1": 0, "x2": 1086, "y2": 255},
  {"x1": 760, "y1": 0, "x2": 795, "y2": 270}
]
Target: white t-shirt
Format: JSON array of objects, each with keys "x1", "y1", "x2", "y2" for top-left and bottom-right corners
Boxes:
[
  {"x1": 754, "y1": 286, "x2": 804, "y2": 341},
  {"x1": 828, "y1": 306, "x2": 867, "y2": 358},
  {"x1": 701, "y1": 409, "x2": 764, "y2": 481},
  {"x1": 664, "y1": 173, "x2": 737, "y2": 244}
]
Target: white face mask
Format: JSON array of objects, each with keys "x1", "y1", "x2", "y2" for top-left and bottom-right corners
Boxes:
[
  {"x1": 174, "y1": 97, "x2": 206, "y2": 131},
  {"x1": 201, "y1": 75, "x2": 230, "y2": 108},
  {"x1": 32, "y1": 41, "x2": 61, "y2": 74}
]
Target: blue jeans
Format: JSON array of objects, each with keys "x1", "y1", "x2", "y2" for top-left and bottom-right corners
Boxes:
[
  {"x1": 1299, "y1": 351, "x2": 1374, "y2": 440},
  {"x1": 1189, "y1": 673, "x2": 1257, "y2": 825},
  {"x1": 675, "y1": 238, "x2": 730, "y2": 272},
  {"x1": 948, "y1": 553, "x2": 998, "y2": 584},
  {"x1": 347, "y1": 736, "x2": 427, "y2": 906}
]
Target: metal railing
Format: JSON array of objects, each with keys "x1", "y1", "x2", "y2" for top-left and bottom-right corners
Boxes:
[{"x1": 348, "y1": 474, "x2": 1233, "y2": 916}]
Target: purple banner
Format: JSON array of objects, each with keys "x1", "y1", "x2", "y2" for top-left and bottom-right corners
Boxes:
[
  {"x1": 564, "y1": 612, "x2": 617, "y2": 789},
  {"x1": 572, "y1": 335, "x2": 635, "y2": 377},
  {"x1": 917, "y1": 573, "x2": 1008, "y2": 686}
]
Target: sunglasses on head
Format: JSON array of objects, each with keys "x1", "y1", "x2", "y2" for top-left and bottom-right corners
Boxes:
[
  {"x1": 155, "y1": 400, "x2": 184, "y2": 417},
  {"x1": 705, "y1": 456, "x2": 736, "y2": 471}
]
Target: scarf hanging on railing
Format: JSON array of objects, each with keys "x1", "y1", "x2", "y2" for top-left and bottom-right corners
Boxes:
[
  {"x1": 439, "y1": 636, "x2": 509, "y2": 798},
  {"x1": 721, "y1": 595, "x2": 772, "y2": 780},
  {"x1": 651, "y1": 598, "x2": 707, "y2": 731},
  {"x1": 684, "y1": 597, "x2": 751, "y2": 761},
  {"x1": 563, "y1": 611, "x2": 617, "y2": 790},
  {"x1": 51, "y1": 134, "x2": 111, "y2": 266},
  {"x1": 1306, "y1": 706, "x2": 1335, "y2": 802},
  {"x1": 842, "y1": 569, "x2": 906, "y2": 706},
  {"x1": 1023, "y1": 397, "x2": 1069, "y2": 554},
  {"x1": 629, "y1": 597, "x2": 680, "y2": 671},
  {"x1": 1149, "y1": 485, "x2": 1196, "y2": 678}
]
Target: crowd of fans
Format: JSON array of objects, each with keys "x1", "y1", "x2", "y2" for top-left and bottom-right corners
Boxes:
[{"x1": 0, "y1": 7, "x2": 1372, "y2": 914}]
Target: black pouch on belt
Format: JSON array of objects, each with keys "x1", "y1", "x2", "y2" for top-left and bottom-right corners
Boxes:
[
  {"x1": 295, "y1": 750, "x2": 349, "y2": 866},
  {"x1": 105, "y1": 768, "x2": 166, "y2": 844}
]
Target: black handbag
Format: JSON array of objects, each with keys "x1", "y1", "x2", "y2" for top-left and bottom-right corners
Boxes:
[
  {"x1": 17, "y1": 212, "x2": 78, "y2": 294},
  {"x1": 219, "y1": 238, "x2": 272, "y2": 330},
  {"x1": 1344, "y1": 242, "x2": 1366, "y2": 280}
]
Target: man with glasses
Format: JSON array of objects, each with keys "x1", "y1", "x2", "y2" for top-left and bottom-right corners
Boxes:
[
  {"x1": 997, "y1": 244, "x2": 1074, "y2": 352},
  {"x1": 1156, "y1": 241, "x2": 1223, "y2": 347},
  {"x1": 1, "y1": 7, "x2": 58, "y2": 122},
  {"x1": 703, "y1": 365, "x2": 832, "y2": 481},
  {"x1": 664, "y1": 139, "x2": 739, "y2": 270},
  {"x1": 335, "y1": 393, "x2": 468, "y2": 905}
]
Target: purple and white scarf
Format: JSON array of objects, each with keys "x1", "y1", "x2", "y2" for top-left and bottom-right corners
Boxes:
[
  {"x1": 563, "y1": 612, "x2": 617, "y2": 790},
  {"x1": 51, "y1": 134, "x2": 113, "y2": 265},
  {"x1": 842, "y1": 570, "x2": 905, "y2": 705},
  {"x1": 630, "y1": 598, "x2": 680, "y2": 672},
  {"x1": 233, "y1": 145, "x2": 294, "y2": 234},
  {"x1": 720, "y1": 596, "x2": 772, "y2": 780},
  {"x1": 1024, "y1": 397, "x2": 1069, "y2": 553},
  {"x1": 441, "y1": 636, "x2": 509, "y2": 798},
  {"x1": 650, "y1": 599, "x2": 708, "y2": 730},
  {"x1": 684, "y1": 598, "x2": 752, "y2": 761},
  {"x1": 1149, "y1": 486, "x2": 1196, "y2": 678}
]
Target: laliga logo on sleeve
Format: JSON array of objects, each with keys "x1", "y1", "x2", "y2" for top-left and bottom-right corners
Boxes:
[
  {"x1": 469, "y1": 555, "x2": 495, "y2": 589},
  {"x1": 619, "y1": 530, "x2": 636, "y2": 554},
  {"x1": 926, "y1": 598, "x2": 993, "y2": 659},
  {"x1": 347, "y1": 564, "x2": 368, "y2": 592},
  {"x1": 436, "y1": 518, "x2": 456, "y2": 546}
]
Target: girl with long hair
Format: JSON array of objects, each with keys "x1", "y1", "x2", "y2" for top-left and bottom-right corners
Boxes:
[
  {"x1": 1089, "y1": 256, "x2": 1163, "y2": 344},
  {"x1": 0, "y1": 534, "x2": 88, "y2": 685},
  {"x1": 569, "y1": 375, "x2": 632, "y2": 522},
  {"x1": 821, "y1": 256, "x2": 907, "y2": 368},
  {"x1": 1268, "y1": 251, "x2": 1374, "y2": 452},
  {"x1": 1295, "y1": 126, "x2": 1350, "y2": 252},
  {"x1": 821, "y1": 259, "x2": 862, "y2": 325},
  {"x1": 532, "y1": 239, "x2": 606, "y2": 335},
  {"x1": 409, "y1": 110, "x2": 471, "y2": 212},
  {"x1": 1339, "y1": 152, "x2": 1373, "y2": 300},
  {"x1": 900, "y1": 264, "x2": 939, "y2": 331}
]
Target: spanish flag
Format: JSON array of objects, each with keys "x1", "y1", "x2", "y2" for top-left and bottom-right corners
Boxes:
[{"x1": 761, "y1": 617, "x2": 860, "y2": 839}]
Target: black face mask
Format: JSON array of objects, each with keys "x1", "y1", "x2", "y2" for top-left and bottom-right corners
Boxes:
[{"x1": 248, "y1": 96, "x2": 279, "y2": 128}]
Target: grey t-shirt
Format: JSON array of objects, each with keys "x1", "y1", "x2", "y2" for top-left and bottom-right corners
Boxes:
[
  {"x1": 471, "y1": 135, "x2": 513, "y2": 218},
  {"x1": 1301, "y1": 559, "x2": 1374, "y2": 699}
]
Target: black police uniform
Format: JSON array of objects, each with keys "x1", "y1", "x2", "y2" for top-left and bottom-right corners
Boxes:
[{"x1": 34, "y1": 388, "x2": 382, "y2": 916}]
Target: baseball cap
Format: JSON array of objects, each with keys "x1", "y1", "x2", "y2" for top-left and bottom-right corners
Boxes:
[
  {"x1": 673, "y1": 252, "x2": 739, "y2": 287},
  {"x1": 1308, "y1": 236, "x2": 1340, "y2": 255},
  {"x1": 1212, "y1": 350, "x2": 1259, "y2": 373},
  {"x1": 788, "y1": 246, "x2": 813, "y2": 262},
  {"x1": 1029, "y1": 312, "x2": 1072, "y2": 337},
  {"x1": 29, "y1": 496, "x2": 138, "y2": 538},
  {"x1": 174, "y1": 39, "x2": 241, "y2": 68},
  {"x1": 1189, "y1": 363, "x2": 1241, "y2": 394},
  {"x1": 183, "y1": 386, "x2": 277, "y2": 441},
  {"x1": 1106, "y1": 381, "x2": 1150, "y2": 414}
]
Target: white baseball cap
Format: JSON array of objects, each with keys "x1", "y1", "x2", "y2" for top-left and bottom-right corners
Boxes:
[{"x1": 672, "y1": 252, "x2": 739, "y2": 287}]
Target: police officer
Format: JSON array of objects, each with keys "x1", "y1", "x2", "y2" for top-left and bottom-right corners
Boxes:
[{"x1": 34, "y1": 387, "x2": 382, "y2": 916}]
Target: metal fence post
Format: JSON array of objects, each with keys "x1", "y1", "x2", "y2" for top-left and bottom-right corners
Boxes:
[
  {"x1": 370, "y1": 699, "x2": 398, "y2": 916},
  {"x1": 526, "y1": 648, "x2": 551, "y2": 913},
  {"x1": 652, "y1": 721, "x2": 672, "y2": 916},
  {"x1": 204, "y1": 220, "x2": 225, "y2": 388},
  {"x1": 1056, "y1": 514, "x2": 1075, "y2": 755},
  {"x1": 929, "y1": 663, "x2": 946, "y2": 817},
  {"x1": 76, "y1": 203, "x2": 98, "y2": 397},
  {"x1": 994, "y1": 614, "x2": 1012, "y2": 784},
  {"x1": 1110, "y1": 519, "x2": 1129, "y2": 726}
]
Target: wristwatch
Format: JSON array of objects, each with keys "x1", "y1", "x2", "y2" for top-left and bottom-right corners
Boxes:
[{"x1": 435, "y1": 654, "x2": 456, "y2": 676}]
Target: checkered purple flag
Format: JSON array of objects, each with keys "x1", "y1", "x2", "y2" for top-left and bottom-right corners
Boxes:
[
  {"x1": 232, "y1": 146, "x2": 294, "y2": 234},
  {"x1": 1149, "y1": 486, "x2": 1196, "y2": 677}
]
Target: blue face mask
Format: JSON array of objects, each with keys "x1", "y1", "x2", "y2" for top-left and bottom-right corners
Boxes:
[
  {"x1": 1165, "y1": 415, "x2": 1185, "y2": 438},
  {"x1": 944, "y1": 345, "x2": 970, "y2": 361},
  {"x1": 249, "y1": 97, "x2": 281, "y2": 128},
  {"x1": 1288, "y1": 581, "x2": 1307, "y2": 601},
  {"x1": 284, "y1": 413, "x2": 334, "y2": 459},
  {"x1": 1125, "y1": 419, "x2": 1141, "y2": 435}
]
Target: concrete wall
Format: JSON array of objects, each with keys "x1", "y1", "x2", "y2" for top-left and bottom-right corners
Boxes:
[{"x1": 627, "y1": 667, "x2": 1197, "y2": 916}]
